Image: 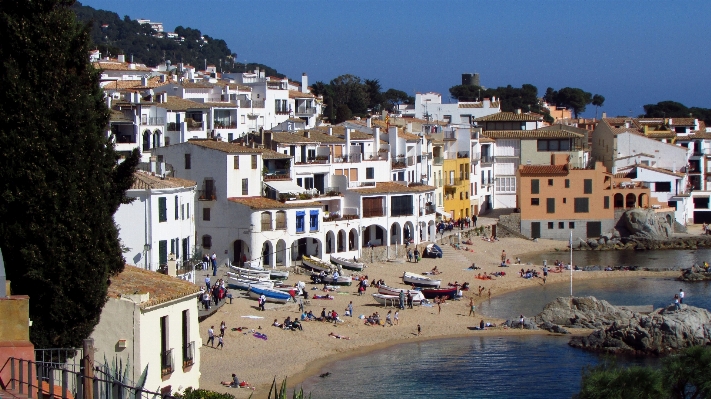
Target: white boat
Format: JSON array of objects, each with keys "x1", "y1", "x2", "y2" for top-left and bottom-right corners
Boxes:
[
  {"x1": 330, "y1": 255, "x2": 365, "y2": 271},
  {"x1": 301, "y1": 255, "x2": 333, "y2": 273},
  {"x1": 402, "y1": 272, "x2": 441, "y2": 288},
  {"x1": 226, "y1": 271, "x2": 271, "y2": 282},
  {"x1": 378, "y1": 285, "x2": 422, "y2": 297},
  {"x1": 227, "y1": 276, "x2": 274, "y2": 291},
  {"x1": 321, "y1": 275, "x2": 352, "y2": 286},
  {"x1": 269, "y1": 270, "x2": 290, "y2": 280},
  {"x1": 229, "y1": 265, "x2": 270, "y2": 278},
  {"x1": 372, "y1": 292, "x2": 425, "y2": 306},
  {"x1": 248, "y1": 287, "x2": 292, "y2": 304}
]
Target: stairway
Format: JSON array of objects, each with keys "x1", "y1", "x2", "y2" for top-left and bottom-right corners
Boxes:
[{"x1": 439, "y1": 243, "x2": 471, "y2": 265}]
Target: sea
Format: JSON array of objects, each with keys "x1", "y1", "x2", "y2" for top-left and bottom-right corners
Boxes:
[{"x1": 300, "y1": 249, "x2": 711, "y2": 398}]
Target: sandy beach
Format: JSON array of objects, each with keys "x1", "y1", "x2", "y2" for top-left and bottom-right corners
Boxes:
[{"x1": 196, "y1": 235, "x2": 678, "y2": 398}]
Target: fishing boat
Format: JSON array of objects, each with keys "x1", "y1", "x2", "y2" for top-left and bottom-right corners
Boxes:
[
  {"x1": 321, "y1": 274, "x2": 352, "y2": 286},
  {"x1": 227, "y1": 277, "x2": 274, "y2": 291},
  {"x1": 229, "y1": 265, "x2": 270, "y2": 278},
  {"x1": 240, "y1": 261, "x2": 291, "y2": 281},
  {"x1": 248, "y1": 286, "x2": 292, "y2": 304},
  {"x1": 329, "y1": 255, "x2": 365, "y2": 271},
  {"x1": 371, "y1": 292, "x2": 425, "y2": 306},
  {"x1": 268, "y1": 269, "x2": 290, "y2": 280},
  {"x1": 421, "y1": 286, "x2": 458, "y2": 299},
  {"x1": 301, "y1": 255, "x2": 333, "y2": 273},
  {"x1": 402, "y1": 271, "x2": 441, "y2": 288},
  {"x1": 377, "y1": 285, "x2": 422, "y2": 297}
]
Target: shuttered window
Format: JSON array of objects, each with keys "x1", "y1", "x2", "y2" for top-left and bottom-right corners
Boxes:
[
  {"x1": 531, "y1": 179, "x2": 539, "y2": 194},
  {"x1": 158, "y1": 197, "x2": 167, "y2": 222}
]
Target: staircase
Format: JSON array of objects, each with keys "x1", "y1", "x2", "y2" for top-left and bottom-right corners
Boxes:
[{"x1": 439, "y1": 243, "x2": 471, "y2": 265}]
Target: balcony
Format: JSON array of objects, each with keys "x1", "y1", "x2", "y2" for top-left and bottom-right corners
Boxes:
[
  {"x1": 214, "y1": 121, "x2": 237, "y2": 129},
  {"x1": 481, "y1": 155, "x2": 493, "y2": 164},
  {"x1": 296, "y1": 106, "x2": 317, "y2": 115},
  {"x1": 444, "y1": 131, "x2": 457, "y2": 140},
  {"x1": 264, "y1": 173, "x2": 291, "y2": 181},
  {"x1": 420, "y1": 204, "x2": 436, "y2": 216},
  {"x1": 433, "y1": 157, "x2": 444, "y2": 165},
  {"x1": 186, "y1": 118, "x2": 204, "y2": 131},
  {"x1": 198, "y1": 188, "x2": 217, "y2": 201},
  {"x1": 183, "y1": 341, "x2": 195, "y2": 368},
  {"x1": 141, "y1": 117, "x2": 165, "y2": 126},
  {"x1": 445, "y1": 179, "x2": 462, "y2": 187},
  {"x1": 167, "y1": 122, "x2": 180, "y2": 132},
  {"x1": 324, "y1": 186, "x2": 341, "y2": 196},
  {"x1": 363, "y1": 152, "x2": 388, "y2": 161},
  {"x1": 161, "y1": 349, "x2": 174, "y2": 376},
  {"x1": 458, "y1": 151, "x2": 470, "y2": 159},
  {"x1": 391, "y1": 159, "x2": 407, "y2": 169},
  {"x1": 295, "y1": 156, "x2": 330, "y2": 165}
]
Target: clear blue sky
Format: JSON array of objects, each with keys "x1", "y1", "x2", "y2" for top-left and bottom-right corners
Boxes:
[{"x1": 79, "y1": 0, "x2": 711, "y2": 118}]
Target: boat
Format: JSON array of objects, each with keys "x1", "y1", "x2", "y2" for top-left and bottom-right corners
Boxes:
[
  {"x1": 378, "y1": 285, "x2": 422, "y2": 297},
  {"x1": 402, "y1": 271, "x2": 441, "y2": 288},
  {"x1": 371, "y1": 292, "x2": 425, "y2": 306},
  {"x1": 269, "y1": 270, "x2": 290, "y2": 280},
  {"x1": 301, "y1": 255, "x2": 333, "y2": 273},
  {"x1": 423, "y1": 243, "x2": 443, "y2": 258},
  {"x1": 248, "y1": 286, "x2": 292, "y2": 304},
  {"x1": 421, "y1": 286, "x2": 458, "y2": 299},
  {"x1": 227, "y1": 277, "x2": 274, "y2": 291},
  {"x1": 229, "y1": 265, "x2": 270, "y2": 278},
  {"x1": 321, "y1": 274, "x2": 352, "y2": 286},
  {"x1": 330, "y1": 255, "x2": 365, "y2": 271}
]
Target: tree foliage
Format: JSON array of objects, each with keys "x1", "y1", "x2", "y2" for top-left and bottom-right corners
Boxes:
[
  {"x1": 0, "y1": 0, "x2": 138, "y2": 351},
  {"x1": 576, "y1": 346, "x2": 711, "y2": 399},
  {"x1": 545, "y1": 87, "x2": 596, "y2": 118},
  {"x1": 449, "y1": 83, "x2": 553, "y2": 122},
  {"x1": 317, "y1": 74, "x2": 412, "y2": 123},
  {"x1": 642, "y1": 101, "x2": 711, "y2": 125}
]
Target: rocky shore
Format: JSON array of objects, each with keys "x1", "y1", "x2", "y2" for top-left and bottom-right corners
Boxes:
[{"x1": 575, "y1": 235, "x2": 711, "y2": 251}]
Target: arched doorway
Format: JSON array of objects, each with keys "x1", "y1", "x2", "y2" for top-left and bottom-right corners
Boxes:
[
  {"x1": 152, "y1": 129, "x2": 162, "y2": 148},
  {"x1": 142, "y1": 130, "x2": 151, "y2": 151},
  {"x1": 337, "y1": 230, "x2": 346, "y2": 252},
  {"x1": 614, "y1": 193, "x2": 624, "y2": 208},
  {"x1": 232, "y1": 239, "x2": 250, "y2": 266},
  {"x1": 276, "y1": 239, "x2": 287, "y2": 266},
  {"x1": 294, "y1": 237, "x2": 322, "y2": 259},
  {"x1": 261, "y1": 241, "x2": 273, "y2": 268},
  {"x1": 390, "y1": 222, "x2": 401, "y2": 245},
  {"x1": 625, "y1": 193, "x2": 636, "y2": 208},
  {"x1": 638, "y1": 193, "x2": 647, "y2": 208},
  {"x1": 428, "y1": 220, "x2": 436, "y2": 242},
  {"x1": 363, "y1": 224, "x2": 386, "y2": 247},
  {"x1": 403, "y1": 221, "x2": 415, "y2": 243},
  {"x1": 349, "y1": 229, "x2": 358, "y2": 251},
  {"x1": 326, "y1": 231, "x2": 336, "y2": 254}
]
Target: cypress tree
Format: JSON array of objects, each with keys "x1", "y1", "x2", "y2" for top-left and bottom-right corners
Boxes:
[{"x1": 0, "y1": 0, "x2": 139, "y2": 351}]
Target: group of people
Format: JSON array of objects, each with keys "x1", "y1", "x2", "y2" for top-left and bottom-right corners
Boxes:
[
  {"x1": 363, "y1": 312, "x2": 384, "y2": 326},
  {"x1": 202, "y1": 252, "x2": 218, "y2": 276},
  {"x1": 200, "y1": 277, "x2": 230, "y2": 310},
  {"x1": 357, "y1": 275, "x2": 369, "y2": 295},
  {"x1": 406, "y1": 247, "x2": 421, "y2": 263},
  {"x1": 272, "y1": 317, "x2": 303, "y2": 331},
  {"x1": 674, "y1": 288, "x2": 685, "y2": 310},
  {"x1": 519, "y1": 268, "x2": 540, "y2": 279},
  {"x1": 436, "y1": 216, "x2": 478, "y2": 235}
]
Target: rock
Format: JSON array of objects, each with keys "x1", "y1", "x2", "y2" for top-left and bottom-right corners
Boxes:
[
  {"x1": 539, "y1": 321, "x2": 570, "y2": 334},
  {"x1": 679, "y1": 269, "x2": 711, "y2": 281},
  {"x1": 538, "y1": 297, "x2": 634, "y2": 328},
  {"x1": 622, "y1": 208, "x2": 673, "y2": 239},
  {"x1": 587, "y1": 239, "x2": 599, "y2": 248},
  {"x1": 612, "y1": 229, "x2": 621, "y2": 239}
]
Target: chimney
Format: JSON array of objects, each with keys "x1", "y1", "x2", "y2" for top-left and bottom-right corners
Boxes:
[
  {"x1": 515, "y1": 108, "x2": 521, "y2": 114},
  {"x1": 366, "y1": 117, "x2": 372, "y2": 128},
  {"x1": 373, "y1": 127, "x2": 380, "y2": 153},
  {"x1": 160, "y1": 74, "x2": 166, "y2": 83},
  {"x1": 130, "y1": 54, "x2": 134, "y2": 63},
  {"x1": 117, "y1": 54, "x2": 125, "y2": 63},
  {"x1": 344, "y1": 128, "x2": 351, "y2": 157},
  {"x1": 301, "y1": 73, "x2": 308, "y2": 94},
  {"x1": 328, "y1": 127, "x2": 333, "y2": 136},
  {"x1": 389, "y1": 126, "x2": 398, "y2": 157},
  {"x1": 150, "y1": 156, "x2": 157, "y2": 174},
  {"x1": 601, "y1": 112, "x2": 607, "y2": 119},
  {"x1": 483, "y1": 98, "x2": 490, "y2": 108}
]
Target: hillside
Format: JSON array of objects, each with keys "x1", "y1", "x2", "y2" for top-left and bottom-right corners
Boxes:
[{"x1": 71, "y1": 1, "x2": 284, "y2": 77}]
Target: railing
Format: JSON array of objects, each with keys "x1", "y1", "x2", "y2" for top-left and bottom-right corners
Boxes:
[
  {"x1": 445, "y1": 178, "x2": 462, "y2": 187},
  {"x1": 167, "y1": 122, "x2": 180, "y2": 131},
  {"x1": 391, "y1": 160, "x2": 406, "y2": 169},
  {"x1": 363, "y1": 152, "x2": 388, "y2": 161},
  {"x1": 214, "y1": 121, "x2": 237, "y2": 129},
  {"x1": 444, "y1": 131, "x2": 457, "y2": 140},
  {"x1": 186, "y1": 119, "x2": 204, "y2": 131},
  {"x1": 324, "y1": 186, "x2": 341, "y2": 196},
  {"x1": 141, "y1": 117, "x2": 164, "y2": 125},
  {"x1": 198, "y1": 188, "x2": 217, "y2": 200},
  {"x1": 296, "y1": 106, "x2": 316, "y2": 115},
  {"x1": 261, "y1": 221, "x2": 273, "y2": 231},
  {"x1": 420, "y1": 204, "x2": 436, "y2": 216},
  {"x1": 350, "y1": 181, "x2": 376, "y2": 188},
  {"x1": 183, "y1": 341, "x2": 195, "y2": 368},
  {"x1": 264, "y1": 173, "x2": 291, "y2": 181},
  {"x1": 161, "y1": 349, "x2": 174, "y2": 376},
  {"x1": 433, "y1": 157, "x2": 443, "y2": 165},
  {"x1": 457, "y1": 151, "x2": 470, "y2": 158},
  {"x1": 333, "y1": 153, "x2": 362, "y2": 163},
  {"x1": 481, "y1": 155, "x2": 493, "y2": 163}
]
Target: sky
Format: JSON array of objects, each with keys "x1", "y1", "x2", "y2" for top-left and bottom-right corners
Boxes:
[{"x1": 79, "y1": 0, "x2": 711, "y2": 118}]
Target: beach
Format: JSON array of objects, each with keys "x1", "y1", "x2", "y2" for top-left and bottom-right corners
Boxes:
[{"x1": 197, "y1": 235, "x2": 678, "y2": 398}]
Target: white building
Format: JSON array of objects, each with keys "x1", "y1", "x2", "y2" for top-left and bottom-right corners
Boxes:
[{"x1": 413, "y1": 92, "x2": 501, "y2": 127}]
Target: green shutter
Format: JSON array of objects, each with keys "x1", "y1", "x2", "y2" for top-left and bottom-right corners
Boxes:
[
  {"x1": 159, "y1": 240, "x2": 168, "y2": 265},
  {"x1": 547, "y1": 198, "x2": 555, "y2": 213},
  {"x1": 159, "y1": 197, "x2": 167, "y2": 222}
]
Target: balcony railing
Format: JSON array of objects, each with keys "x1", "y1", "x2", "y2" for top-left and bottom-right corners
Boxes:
[
  {"x1": 420, "y1": 204, "x2": 436, "y2": 216},
  {"x1": 167, "y1": 122, "x2": 180, "y2": 131},
  {"x1": 183, "y1": 341, "x2": 195, "y2": 368},
  {"x1": 458, "y1": 151, "x2": 470, "y2": 158},
  {"x1": 470, "y1": 152, "x2": 481, "y2": 161},
  {"x1": 141, "y1": 117, "x2": 165, "y2": 125},
  {"x1": 296, "y1": 106, "x2": 316, "y2": 115},
  {"x1": 481, "y1": 155, "x2": 493, "y2": 164},
  {"x1": 444, "y1": 131, "x2": 457, "y2": 140},
  {"x1": 324, "y1": 186, "x2": 341, "y2": 196},
  {"x1": 333, "y1": 153, "x2": 362, "y2": 163},
  {"x1": 264, "y1": 173, "x2": 291, "y2": 181},
  {"x1": 391, "y1": 160, "x2": 407, "y2": 169},
  {"x1": 433, "y1": 157, "x2": 444, "y2": 165},
  {"x1": 214, "y1": 121, "x2": 237, "y2": 129},
  {"x1": 186, "y1": 118, "x2": 204, "y2": 131},
  {"x1": 363, "y1": 152, "x2": 388, "y2": 161},
  {"x1": 445, "y1": 179, "x2": 462, "y2": 187},
  {"x1": 198, "y1": 188, "x2": 217, "y2": 200},
  {"x1": 161, "y1": 349, "x2": 174, "y2": 376}
]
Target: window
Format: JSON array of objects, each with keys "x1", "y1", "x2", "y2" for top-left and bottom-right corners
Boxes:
[
  {"x1": 251, "y1": 155, "x2": 257, "y2": 169},
  {"x1": 296, "y1": 211, "x2": 305, "y2": 233},
  {"x1": 604, "y1": 196, "x2": 610, "y2": 209},
  {"x1": 565, "y1": 179, "x2": 570, "y2": 188},
  {"x1": 558, "y1": 222, "x2": 564, "y2": 229},
  {"x1": 234, "y1": 156, "x2": 239, "y2": 169},
  {"x1": 693, "y1": 197, "x2": 709, "y2": 209},
  {"x1": 531, "y1": 179, "x2": 539, "y2": 194},
  {"x1": 548, "y1": 222, "x2": 554, "y2": 229},
  {"x1": 181, "y1": 204, "x2": 185, "y2": 220},
  {"x1": 654, "y1": 182, "x2": 671, "y2": 192},
  {"x1": 531, "y1": 198, "x2": 540, "y2": 206},
  {"x1": 537, "y1": 139, "x2": 571, "y2": 151},
  {"x1": 275, "y1": 211, "x2": 286, "y2": 230},
  {"x1": 174, "y1": 196, "x2": 179, "y2": 220},
  {"x1": 366, "y1": 167, "x2": 374, "y2": 179},
  {"x1": 391, "y1": 195, "x2": 414, "y2": 216},
  {"x1": 202, "y1": 235, "x2": 212, "y2": 249},
  {"x1": 203, "y1": 207, "x2": 210, "y2": 221},
  {"x1": 584, "y1": 179, "x2": 593, "y2": 194},
  {"x1": 159, "y1": 240, "x2": 168, "y2": 265},
  {"x1": 187, "y1": 204, "x2": 190, "y2": 219},
  {"x1": 495, "y1": 177, "x2": 516, "y2": 192},
  {"x1": 242, "y1": 178, "x2": 248, "y2": 195},
  {"x1": 158, "y1": 197, "x2": 167, "y2": 222},
  {"x1": 574, "y1": 197, "x2": 589, "y2": 213},
  {"x1": 182, "y1": 310, "x2": 194, "y2": 368},
  {"x1": 563, "y1": 198, "x2": 567, "y2": 203},
  {"x1": 547, "y1": 198, "x2": 555, "y2": 213},
  {"x1": 309, "y1": 210, "x2": 319, "y2": 231},
  {"x1": 160, "y1": 315, "x2": 172, "y2": 375},
  {"x1": 185, "y1": 154, "x2": 191, "y2": 169},
  {"x1": 569, "y1": 222, "x2": 575, "y2": 228},
  {"x1": 548, "y1": 179, "x2": 553, "y2": 186}
]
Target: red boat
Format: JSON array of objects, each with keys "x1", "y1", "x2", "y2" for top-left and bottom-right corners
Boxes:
[{"x1": 421, "y1": 287, "x2": 458, "y2": 299}]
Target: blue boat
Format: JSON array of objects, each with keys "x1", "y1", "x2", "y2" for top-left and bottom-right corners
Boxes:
[{"x1": 248, "y1": 286, "x2": 292, "y2": 304}]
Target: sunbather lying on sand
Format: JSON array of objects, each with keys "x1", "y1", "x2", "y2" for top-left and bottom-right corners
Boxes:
[{"x1": 329, "y1": 332, "x2": 351, "y2": 340}]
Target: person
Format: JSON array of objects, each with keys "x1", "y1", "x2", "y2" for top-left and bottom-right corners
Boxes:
[
  {"x1": 414, "y1": 248, "x2": 420, "y2": 263},
  {"x1": 469, "y1": 297, "x2": 476, "y2": 316},
  {"x1": 542, "y1": 265, "x2": 548, "y2": 284},
  {"x1": 480, "y1": 319, "x2": 485, "y2": 329},
  {"x1": 329, "y1": 332, "x2": 350, "y2": 340},
  {"x1": 202, "y1": 291, "x2": 211, "y2": 310},
  {"x1": 207, "y1": 326, "x2": 215, "y2": 347},
  {"x1": 216, "y1": 335, "x2": 224, "y2": 349},
  {"x1": 220, "y1": 321, "x2": 226, "y2": 337},
  {"x1": 436, "y1": 297, "x2": 441, "y2": 315},
  {"x1": 394, "y1": 310, "x2": 399, "y2": 325},
  {"x1": 473, "y1": 214, "x2": 478, "y2": 227},
  {"x1": 211, "y1": 253, "x2": 217, "y2": 276},
  {"x1": 259, "y1": 294, "x2": 266, "y2": 311},
  {"x1": 347, "y1": 301, "x2": 353, "y2": 317},
  {"x1": 399, "y1": 290, "x2": 405, "y2": 309},
  {"x1": 417, "y1": 324, "x2": 421, "y2": 335},
  {"x1": 205, "y1": 275, "x2": 211, "y2": 291},
  {"x1": 272, "y1": 318, "x2": 281, "y2": 327},
  {"x1": 221, "y1": 374, "x2": 240, "y2": 387},
  {"x1": 385, "y1": 310, "x2": 393, "y2": 326},
  {"x1": 674, "y1": 294, "x2": 681, "y2": 310},
  {"x1": 501, "y1": 250, "x2": 507, "y2": 267},
  {"x1": 488, "y1": 288, "x2": 491, "y2": 299},
  {"x1": 679, "y1": 288, "x2": 685, "y2": 304},
  {"x1": 519, "y1": 315, "x2": 525, "y2": 328},
  {"x1": 407, "y1": 248, "x2": 413, "y2": 262},
  {"x1": 407, "y1": 292, "x2": 414, "y2": 309}
]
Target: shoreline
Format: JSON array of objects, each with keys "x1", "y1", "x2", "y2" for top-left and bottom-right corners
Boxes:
[{"x1": 197, "y1": 236, "x2": 682, "y2": 398}]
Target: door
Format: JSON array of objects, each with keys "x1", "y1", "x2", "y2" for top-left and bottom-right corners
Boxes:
[
  {"x1": 586, "y1": 222, "x2": 602, "y2": 238},
  {"x1": 314, "y1": 174, "x2": 325, "y2": 194},
  {"x1": 204, "y1": 179, "x2": 214, "y2": 198},
  {"x1": 531, "y1": 222, "x2": 541, "y2": 239}
]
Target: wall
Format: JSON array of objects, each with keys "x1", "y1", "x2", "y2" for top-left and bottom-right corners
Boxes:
[
  {"x1": 520, "y1": 139, "x2": 585, "y2": 168},
  {"x1": 521, "y1": 218, "x2": 615, "y2": 240},
  {"x1": 614, "y1": 132, "x2": 688, "y2": 170},
  {"x1": 591, "y1": 123, "x2": 617, "y2": 170},
  {"x1": 442, "y1": 158, "x2": 471, "y2": 218},
  {"x1": 86, "y1": 298, "x2": 139, "y2": 382}
]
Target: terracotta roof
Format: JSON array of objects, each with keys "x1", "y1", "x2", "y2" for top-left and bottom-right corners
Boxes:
[
  {"x1": 308, "y1": 126, "x2": 387, "y2": 144},
  {"x1": 203, "y1": 102, "x2": 238, "y2": 109},
  {"x1": 617, "y1": 164, "x2": 684, "y2": 178},
  {"x1": 483, "y1": 130, "x2": 583, "y2": 139},
  {"x1": 351, "y1": 182, "x2": 435, "y2": 194},
  {"x1": 518, "y1": 165, "x2": 568, "y2": 175},
  {"x1": 271, "y1": 132, "x2": 320, "y2": 144},
  {"x1": 288, "y1": 90, "x2": 315, "y2": 99},
  {"x1": 189, "y1": 140, "x2": 291, "y2": 159},
  {"x1": 398, "y1": 131, "x2": 421, "y2": 141},
  {"x1": 130, "y1": 171, "x2": 196, "y2": 190},
  {"x1": 228, "y1": 197, "x2": 323, "y2": 210},
  {"x1": 103, "y1": 77, "x2": 168, "y2": 90},
  {"x1": 304, "y1": 130, "x2": 345, "y2": 144},
  {"x1": 180, "y1": 81, "x2": 217, "y2": 89},
  {"x1": 688, "y1": 131, "x2": 711, "y2": 139},
  {"x1": 539, "y1": 124, "x2": 589, "y2": 135},
  {"x1": 459, "y1": 101, "x2": 500, "y2": 108},
  {"x1": 670, "y1": 118, "x2": 696, "y2": 126},
  {"x1": 155, "y1": 96, "x2": 209, "y2": 111},
  {"x1": 93, "y1": 61, "x2": 151, "y2": 72},
  {"x1": 644, "y1": 131, "x2": 676, "y2": 139},
  {"x1": 474, "y1": 112, "x2": 543, "y2": 122},
  {"x1": 108, "y1": 265, "x2": 200, "y2": 309},
  {"x1": 479, "y1": 137, "x2": 495, "y2": 143}
]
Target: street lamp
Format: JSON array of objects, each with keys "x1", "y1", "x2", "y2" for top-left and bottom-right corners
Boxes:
[{"x1": 143, "y1": 244, "x2": 151, "y2": 270}]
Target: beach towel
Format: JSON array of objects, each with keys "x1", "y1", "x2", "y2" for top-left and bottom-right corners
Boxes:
[
  {"x1": 252, "y1": 332, "x2": 268, "y2": 340},
  {"x1": 241, "y1": 315, "x2": 265, "y2": 319},
  {"x1": 313, "y1": 295, "x2": 334, "y2": 299}
]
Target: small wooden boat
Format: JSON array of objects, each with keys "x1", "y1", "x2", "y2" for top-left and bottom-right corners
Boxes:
[
  {"x1": 269, "y1": 270, "x2": 290, "y2": 280},
  {"x1": 321, "y1": 275, "x2": 352, "y2": 286},
  {"x1": 371, "y1": 292, "x2": 425, "y2": 306},
  {"x1": 402, "y1": 272, "x2": 441, "y2": 288},
  {"x1": 227, "y1": 277, "x2": 274, "y2": 291},
  {"x1": 377, "y1": 285, "x2": 422, "y2": 297},
  {"x1": 248, "y1": 286, "x2": 292, "y2": 304},
  {"x1": 226, "y1": 271, "x2": 271, "y2": 282},
  {"x1": 229, "y1": 265, "x2": 270, "y2": 278},
  {"x1": 421, "y1": 286, "x2": 458, "y2": 299},
  {"x1": 330, "y1": 255, "x2": 365, "y2": 271},
  {"x1": 301, "y1": 256, "x2": 333, "y2": 273}
]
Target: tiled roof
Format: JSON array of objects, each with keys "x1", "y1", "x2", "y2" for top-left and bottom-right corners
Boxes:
[
  {"x1": 687, "y1": 131, "x2": 711, "y2": 139},
  {"x1": 398, "y1": 131, "x2": 421, "y2": 141},
  {"x1": 228, "y1": 197, "x2": 323, "y2": 210},
  {"x1": 670, "y1": 118, "x2": 696, "y2": 126},
  {"x1": 181, "y1": 81, "x2": 217, "y2": 89},
  {"x1": 483, "y1": 130, "x2": 584, "y2": 139},
  {"x1": 288, "y1": 90, "x2": 315, "y2": 99},
  {"x1": 304, "y1": 130, "x2": 345, "y2": 144},
  {"x1": 645, "y1": 131, "x2": 676, "y2": 139},
  {"x1": 617, "y1": 164, "x2": 684, "y2": 178},
  {"x1": 271, "y1": 132, "x2": 320, "y2": 144},
  {"x1": 474, "y1": 112, "x2": 543, "y2": 122},
  {"x1": 93, "y1": 61, "x2": 152, "y2": 71},
  {"x1": 459, "y1": 101, "x2": 500, "y2": 108},
  {"x1": 108, "y1": 265, "x2": 200, "y2": 309},
  {"x1": 518, "y1": 165, "x2": 568, "y2": 175},
  {"x1": 226, "y1": 83, "x2": 252, "y2": 91},
  {"x1": 155, "y1": 96, "x2": 209, "y2": 111},
  {"x1": 204, "y1": 102, "x2": 238, "y2": 108},
  {"x1": 351, "y1": 182, "x2": 435, "y2": 194},
  {"x1": 103, "y1": 77, "x2": 168, "y2": 90},
  {"x1": 130, "y1": 171, "x2": 196, "y2": 190},
  {"x1": 188, "y1": 139, "x2": 290, "y2": 159},
  {"x1": 479, "y1": 137, "x2": 495, "y2": 143},
  {"x1": 542, "y1": 124, "x2": 590, "y2": 135}
]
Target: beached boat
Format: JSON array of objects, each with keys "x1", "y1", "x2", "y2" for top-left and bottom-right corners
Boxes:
[
  {"x1": 330, "y1": 255, "x2": 365, "y2": 271},
  {"x1": 321, "y1": 275, "x2": 352, "y2": 286},
  {"x1": 371, "y1": 292, "x2": 425, "y2": 306},
  {"x1": 248, "y1": 286, "x2": 292, "y2": 304},
  {"x1": 377, "y1": 285, "x2": 422, "y2": 297},
  {"x1": 402, "y1": 271, "x2": 441, "y2": 288},
  {"x1": 269, "y1": 270, "x2": 290, "y2": 280},
  {"x1": 301, "y1": 255, "x2": 333, "y2": 273},
  {"x1": 421, "y1": 286, "x2": 458, "y2": 299},
  {"x1": 227, "y1": 277, "x2": 274, "y2": 291},
  {"x1": 229, "y1": 265, "x2": 270, "y2": 278}
]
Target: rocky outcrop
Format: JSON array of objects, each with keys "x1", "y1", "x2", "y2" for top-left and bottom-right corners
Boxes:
[
  {"x1": 679, "y1": 269, "x2": 711, "y2": 281},
  {"x1": 574, "y1": 236, "x2": 711, "y2": 252},
  {"x1": 536, "y1": 296, "x2": 711, "y2": 355},
  {"x1": 623, "y1": 208, "x2": 673, "y2": 239}
]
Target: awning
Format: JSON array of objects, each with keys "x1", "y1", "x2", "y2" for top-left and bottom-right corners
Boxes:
[
  {"x1": 435, "y1": 209, "x2": 448, "y2": 216},
  {"x1": 265, "y1": 180, "x2": 308, "y2": 194}
]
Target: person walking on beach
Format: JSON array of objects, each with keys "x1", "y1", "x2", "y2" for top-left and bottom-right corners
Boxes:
[
  {"x1": 394, "y1": 310, "x2": 399, "y2": 325},
  {"x1": 519, "y1": 315, "x2": 525, "y2": 329},
  {"x1": 407, "y1": 248, "x2": 413, "y2": 262},
  {"x1": 674, "y1": 294, "x2": 681, "y2": 310},
  {"x1": 542, "y1": 265, "x2": 548, "y2": 284},
  {"x1": 679, "y1": 288, "x2": 685, "y2": 304},
  {"x1": 407, "y1": 292, "x2": 413, "y2": 309},
  {"x1": 414, "y1": 248, "x2": 420, "y2": 263},
  {"x1": 385, "y1": 310, "x2": 393, "y2": 327},
  {"x1": 220, "y1": 321, "x2": 226, "y2": 337},
  {"x1": 501, "y1": 250, "x2": 507, "y2": 267},
  {"x1": 469, "y1": 297, "x2": 476, "y2": 316},
  {"x1": 436, "y1": 296, "x2": 441, "y2": 314},
  {"x1": 216, "y1": 335, "x2": 224, "y2": 349},
  {"x1": 488, "y1": 288, "x2": 491, "y2": 299},
  {"x1": 207, "y1": 326, "x2": 215, "y2": 347},
  {"x1": 417, "y1": 324, "x2": 421, "y2": 335},
  {"x1": 399, "y1": 290, "x2": 405, "y2": 310},
  {"x1": 347, "y1": 301, "x2": 353, "y2": 317}
]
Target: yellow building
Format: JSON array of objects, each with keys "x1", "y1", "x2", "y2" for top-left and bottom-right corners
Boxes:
[{"x1": 443, "y1": 155, "x2": 471, "y2": 220}]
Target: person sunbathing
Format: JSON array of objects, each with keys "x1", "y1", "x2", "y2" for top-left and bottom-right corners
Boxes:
[
  {"x1": 272, "y1": 319, "x2": 282, "y2": 328},
  {"x1": 329, "y1": 332, "x2": 351, "y2": 340},
  {"x1": 221, "y1": 374, "x2": 254, "y2": 390},
  {"x1": 431, "y1": 266, "x2": 441, "y2": 275}
]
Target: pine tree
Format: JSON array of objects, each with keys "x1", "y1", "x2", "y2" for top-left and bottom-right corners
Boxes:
[{"x1": 0, "y1": 0, "x2": 138, "y2": 352}]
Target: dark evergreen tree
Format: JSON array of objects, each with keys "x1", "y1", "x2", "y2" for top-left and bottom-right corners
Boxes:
[{"x1": 0, "y1": 0, "x2": 139, "y2": 352}]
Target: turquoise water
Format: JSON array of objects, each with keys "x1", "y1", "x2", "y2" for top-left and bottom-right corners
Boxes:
[{"x1": 520, "y1": 248, "x2": 711, "y2": 269}]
